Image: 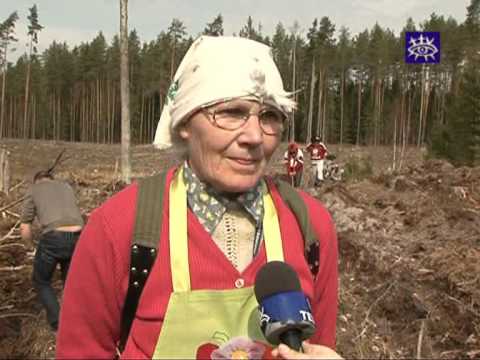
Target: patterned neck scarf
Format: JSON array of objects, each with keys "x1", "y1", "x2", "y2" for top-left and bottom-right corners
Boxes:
[{"x1": 182, "y1": 162, "x2": 265, "y2": 234}]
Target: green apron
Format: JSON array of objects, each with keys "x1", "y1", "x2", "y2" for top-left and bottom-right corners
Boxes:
[{"x1": 152, "y1": 168, "x2": 285, "y2": 359}]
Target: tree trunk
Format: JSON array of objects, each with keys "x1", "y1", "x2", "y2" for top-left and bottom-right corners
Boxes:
[
  {"x1": 140, "y1": 91, "x2": 145, "y2": 143},
  {"x1": 290, "y1": 41, "x2": 296, "y2": 142},
  {"x1": 373, "y1": 76, "x2": 380, "y2": 146},
  {"x1": 106, "y1": 80, "x2": 110, "y2": 143},
  {"x1": 101, "y1": 80, "x2": 106, "y2": 144},
  {"x1": 52, "y1": 92, "x2": 56, "y2": 141},
  {"x1": 13, "y1": 96, "x2": 18, "y2": 137},
  {"x1": 407, "y1": 87, "x2": 414, "y2": 146},
  {"x1": 380, "y1": 79, "x2": 385, "y2": 145},
  {"x1": 31, "y1": 94, "x2": 36, "y2": 139},
  {"x1": 41, "y1": 95, "x2": 46, "y2": 139},
  {"x1": 170, "y1": 39, "x2": 176, "y2": 82},
  {"x1": 16, "y1": 96, "x2": 20, "y2": 138},
  {"x1": 120, "y1": 0, "x2": 131, "y2": 183},
  {"x1": 70, "y1": 91, "x2": 73, "y2": 141},
  {"x1": 57, "y1": 92, "x2": 62, "y2": 140},
  {"x1": 322, "y1": 81, "x2": 327, "y2": 142},
  {"x1": 393, "y1": 102, "x2": 398, "y2": 171},
  {"x1": 96, "y1": 78, "x2": 99, "y2": 143},
  {"x1": 356, "y1": 74, "x2": 362, "y2": 146},
  {"x1": 421, "y1": 67, "x2": 431, "y2": 145},
  {"x1": 147, "y1": 96, "x2": 153, "y2": 142},
  {"x1": 23, "y1": 42, "x2": 33, "y2": 139},
  {"x1": 111, "y1": 84, "x2": 116, "y2": 143},
  {"x1": 0, "y1": 45, "x2": 8, "y2": 139},
  {"x1": 399, "y1": 83, "x2": 407, "y2": 170},
  {"x1": 340, "y1": 69, "x2": 345, "y2": 146},
  {"x1": 316, "y1": 68, "x2": 324, "y2": 138},
  {"x1": 306, "y1": 60, "x2": 316, "y2": 144},
  {"x1": 89, "y1": 82, "x2": 94, "y2": 142},
  {"x1": 80, "y1": 83, "x2": 84, "y2": 141},
  {"x1": 417, "y1": 65, "x2": 425, "y2": 147}
]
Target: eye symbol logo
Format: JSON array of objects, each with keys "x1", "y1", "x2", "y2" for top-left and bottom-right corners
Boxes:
[{"x1": 407, "y1": 34, "x2": 439, "y2": 61}]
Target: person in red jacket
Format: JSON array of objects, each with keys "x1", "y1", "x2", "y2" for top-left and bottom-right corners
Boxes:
[
  {"x1": 283, "y1": 142, "x2": 304, "y2": 187},
  {"x1": 56, "y1": 35, "x2": 340, "y2": 360},
  {"x1": 306, "y1": 136, "x2": 328, "y2": 186}
]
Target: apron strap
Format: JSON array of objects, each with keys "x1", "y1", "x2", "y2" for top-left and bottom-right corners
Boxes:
[
  {"x1": 169, "y1": 167, "x2": 191, "y2": 292},
  {"x1": 263, "y1": 192, "x2": 284, "y2": 262}
]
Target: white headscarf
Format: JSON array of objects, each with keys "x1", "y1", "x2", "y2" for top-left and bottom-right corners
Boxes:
[{"x1": 153, "y1": 35, "x2": 296, "y2": 149}]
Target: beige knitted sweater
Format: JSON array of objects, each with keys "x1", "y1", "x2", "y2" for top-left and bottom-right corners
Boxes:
[{"x1": 211, "y1": 202, "x2": 256, "y2": 272}]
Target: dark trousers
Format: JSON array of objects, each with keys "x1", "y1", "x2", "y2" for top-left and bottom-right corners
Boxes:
[{"x1": 32, "y1": 230, "x2": 80, "y2": 330}]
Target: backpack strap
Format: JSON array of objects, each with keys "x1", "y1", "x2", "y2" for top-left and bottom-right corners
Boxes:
[
  {"x1": 273, "y1": 178, "x2": 318, "y2": 250},
  {"x1": 118, "y1": 171, "x2": 168, "y2": 352}
]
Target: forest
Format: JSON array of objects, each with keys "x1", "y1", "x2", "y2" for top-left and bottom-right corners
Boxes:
[{"x1": 0, "y1": 1, "x2": 479, "y2": 168}]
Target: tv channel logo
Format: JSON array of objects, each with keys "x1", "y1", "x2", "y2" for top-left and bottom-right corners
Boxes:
[{"x1": 405, "y1": 32, "x2": 440, "y2": 64}]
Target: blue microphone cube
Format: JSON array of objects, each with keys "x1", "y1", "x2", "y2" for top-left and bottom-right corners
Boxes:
[{"x1": 258, "y1": 291, "x2": 316, "y2": 345}]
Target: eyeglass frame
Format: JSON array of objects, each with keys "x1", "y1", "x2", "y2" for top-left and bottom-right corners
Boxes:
[{"x1": 199, "y1": 102, "x2": 287, "y2": 136}]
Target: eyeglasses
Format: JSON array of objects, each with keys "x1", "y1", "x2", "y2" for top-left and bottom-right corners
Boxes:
[{"x1": 201, "y1": 103, "x2": 286, "y2": 135}]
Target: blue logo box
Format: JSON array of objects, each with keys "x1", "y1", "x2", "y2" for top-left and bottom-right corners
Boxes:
[{"x1": 405, "y1": 32, "x2": 440, "y2": 64}]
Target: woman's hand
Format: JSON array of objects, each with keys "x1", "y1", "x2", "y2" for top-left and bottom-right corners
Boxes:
[{"x1": 271, "y1": 341, "x2": 343, "y2": 359}]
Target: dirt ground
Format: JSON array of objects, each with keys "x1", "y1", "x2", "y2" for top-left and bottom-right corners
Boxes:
[{"x1": 0, "y1": 139, "x2": 479, "y2": 359}]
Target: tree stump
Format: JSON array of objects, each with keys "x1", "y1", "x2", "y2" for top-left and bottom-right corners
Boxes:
[{"x1": 0, "y1": 148, "x2": 10, "y2": 195}]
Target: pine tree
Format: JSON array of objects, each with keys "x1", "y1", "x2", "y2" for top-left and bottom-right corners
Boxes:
[
  {"x1": 239, "y1": 16, "x2": 264, "y2": 43},
  {"x1": 0, "y1": 11, "x2": 19, "y2": 138},
  {"x1": 23, "y1": 4, "x2": 43, "y2": 139},
  {"x1": 203, "y1": 14, "x2": 224, "y2": 36},
  {"x1": 431, "y1": 64, "x2": 480, "y2": 166},
  {"x1": 167, "y1": 19, "x2": 187, "y2": 81},
  {"x1": 353, "y1": 29, "x2": 370, "y2": 145},
  {"x1": 335, "y1": 26, "x2": 353, "y2": 145},
  {"x1": 120, "y1": 0, "x2": 131, "y2": 183},
  {"x1": 430, "y1": 0, "x2": 480, "y2": 166}
]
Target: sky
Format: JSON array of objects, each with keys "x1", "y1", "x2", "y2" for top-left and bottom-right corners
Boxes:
[{"x1": 1, "y1": 0, "x2": 471, "y2": 60}]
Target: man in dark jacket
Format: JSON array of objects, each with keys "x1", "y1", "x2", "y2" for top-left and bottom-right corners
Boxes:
[{"x1": 20, "y1": 170, "x2": 83, "y2": 331}]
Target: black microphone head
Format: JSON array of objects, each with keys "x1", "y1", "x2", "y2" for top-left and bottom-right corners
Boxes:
[{"x1": 254, "y1": 261, "x2": 301, "y2": 303}]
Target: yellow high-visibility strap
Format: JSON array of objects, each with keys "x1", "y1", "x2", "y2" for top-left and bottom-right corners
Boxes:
[
  {"x1": 169, "y1": 167, "x2": 190, "y2": 292},
  {"x1": 263, "y1": 192, "x2": 284, "y2": 262}
]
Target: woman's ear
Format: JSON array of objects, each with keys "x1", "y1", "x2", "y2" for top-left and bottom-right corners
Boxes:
[{"x1": 178, "y1": 123, "x2": 190, "y2": 140}]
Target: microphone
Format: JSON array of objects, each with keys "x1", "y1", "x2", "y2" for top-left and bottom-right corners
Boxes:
[{"x1": 254, "y1": 261, "x2": 316, "y2": 351}]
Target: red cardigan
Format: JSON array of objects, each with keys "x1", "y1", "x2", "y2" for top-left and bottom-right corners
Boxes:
[{"x1": 56, "y1": 169, "x2": 338, "y2": 359}]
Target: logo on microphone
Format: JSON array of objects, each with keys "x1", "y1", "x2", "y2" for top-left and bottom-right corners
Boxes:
[
  {"x1": 259, "y1": 306, "x2": 271, "y2": 326},
  {"x1": 299, "y1": 310, "x2": 314, "y2": 323}
]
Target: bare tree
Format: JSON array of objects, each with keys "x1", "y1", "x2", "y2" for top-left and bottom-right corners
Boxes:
[
  {"x1": 289, "y1": 21, "x2": 302, "y2": 142},
  {"x1": 306, "y1": 60, "x2": 316, "y2": 144},
  {"x1": 120, "y1": 0, "x2": 131, "y2": 183}
]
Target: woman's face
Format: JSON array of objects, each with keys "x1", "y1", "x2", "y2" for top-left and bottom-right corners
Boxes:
[{"x1": 179, "y1": 99, "x2": 283, "y2": 193}]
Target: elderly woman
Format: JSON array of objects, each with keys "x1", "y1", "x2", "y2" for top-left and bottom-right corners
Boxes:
[{"x1": 56, "y1": 36, "x2": 340, "y2": 359}]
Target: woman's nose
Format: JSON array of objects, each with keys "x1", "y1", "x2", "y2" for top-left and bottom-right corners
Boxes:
[{"x1": 238, "y1": 115, "x2": 263, "y2": 145}]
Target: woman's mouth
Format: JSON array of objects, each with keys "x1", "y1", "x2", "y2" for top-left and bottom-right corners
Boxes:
[
  {"x1": 228, "y1": 157, "x2": 262, "y2": 171},
  {"x1": 232, "y1": 158, "x2": 257, "y2": 165}
]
